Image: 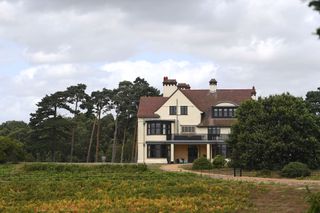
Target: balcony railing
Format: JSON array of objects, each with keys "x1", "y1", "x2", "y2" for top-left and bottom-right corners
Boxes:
[{"x1": 166, "y1": 134, "x2": 229, "y2": 141}]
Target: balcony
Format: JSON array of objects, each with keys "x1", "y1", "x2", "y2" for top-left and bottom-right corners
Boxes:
[{"x1": 167, "y1": 134, "x2": 229, "y2": 142}]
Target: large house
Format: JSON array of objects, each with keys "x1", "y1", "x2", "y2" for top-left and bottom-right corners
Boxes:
[{"x1": 137, "y1": 77, "x2": 256, "y2": 164}]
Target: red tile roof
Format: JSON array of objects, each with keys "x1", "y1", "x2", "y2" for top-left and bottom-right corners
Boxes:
[
  {"x1": 137, "y1": 88, "x2": 254, "y2": 127},
  {"x1": 180, "y1": 89, "x2": 253, "y2": 112},
  {"x1": 137, "y1": 96, "x2": 169, "y2": 118}
]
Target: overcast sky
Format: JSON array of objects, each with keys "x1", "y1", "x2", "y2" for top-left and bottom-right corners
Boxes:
[{"x1": 0, "y1": 0, "x2": 320, "y2": 122}]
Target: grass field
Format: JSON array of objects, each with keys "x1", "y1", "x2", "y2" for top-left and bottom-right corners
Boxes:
[
  {"x1": 0, "y1": 163, "x2": 311, "y2": 212},
  {"x1": 181, "y1": 164, "x2": 320, "y2": 180}
]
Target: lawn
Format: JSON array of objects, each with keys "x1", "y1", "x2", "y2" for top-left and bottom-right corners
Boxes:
[
  {"x1": 181, "y1": 164, "x2": 320, "y2": 180},
  {"x1": 0, "y1": 163, "x2": 311, "y2": 212}
]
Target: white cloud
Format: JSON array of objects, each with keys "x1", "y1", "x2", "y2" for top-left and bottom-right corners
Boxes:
[
  {"x1": 0, "y1": 60, "x2": 218, "y2": 122},
  {"x1": 0, "y1": 0, "x2": 320, "y2": 122}
]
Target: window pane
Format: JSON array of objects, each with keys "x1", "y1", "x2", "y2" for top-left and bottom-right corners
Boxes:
[
  {"x1": 181, "y1": 126, "x2": 195, "y2": 133},
  {"x1": 212, "y1": 107, "x2": 237, "y2": 118},
  {"x1": 180, "y1": 106, "x2": 188, "y2": 115},
  {"x1": 223, "y1": 108, "x2": 228, "y2": 117},
  {"x1": 213, "y1": 108, "x2": 218, "y2": 117},
  {"x1": 169, "y1": 106, "x2": 177, "y2": 115},
  {"x1": 147, "y1": 122, "x2": 171, "y2": 135},
  {"x1": 147, "y1": 145, "x2": 168, "y2": 158}
]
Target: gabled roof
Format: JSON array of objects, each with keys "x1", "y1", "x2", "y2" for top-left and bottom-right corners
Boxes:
[
  {"x1": 180, "y1": 89, "x2": 253, "y2": 112},
  {"x1": 137, "y1": 88, "x2": 254, "y2": 126},
  {"x1": 137, "y1": 96, "x2": 169, "y2": 118},
  {"x1": 180, "y1": 89, "x2": 252, "y2": 127}
]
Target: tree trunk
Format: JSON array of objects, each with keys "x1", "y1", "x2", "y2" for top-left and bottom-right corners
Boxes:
[
  {"x1": 131, "y1": 121, "x2": 138, "y2": 162},
  {"x1": 86, "y1": 119, "x2": 96, "y2": 163},
  {"x1": 111, "y1": 115, "x2": 118, "y2": 163},
  {"x1": 70, "y1": 102, "x2": 79, "y2": 162},
  {"x1": 70, "y1": 127, "x2": 75, "y2": 162},
  {"x1": 95, "y1": 112, "x2": 101, "y2": 162},
  {"x1": 120, "y1": 127, "x2": 127, "y2": 163}
]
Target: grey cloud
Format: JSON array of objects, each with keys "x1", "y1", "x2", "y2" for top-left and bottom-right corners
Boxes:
[{"x1": 0, "y1": 0, "x2": 320, "y2": 121}]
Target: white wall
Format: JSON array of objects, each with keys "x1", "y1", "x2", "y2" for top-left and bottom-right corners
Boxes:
[
  {"x1": 155, "y1": 90, "x2": 202, "y2": 134},
  {"x1": 137, "y1": 118, "x2": 145, "y2": 163}
]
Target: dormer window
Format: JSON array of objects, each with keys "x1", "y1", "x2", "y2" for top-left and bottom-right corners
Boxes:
[{"x1": 212, "y1": 107, "x2": 237, "y2": 118}]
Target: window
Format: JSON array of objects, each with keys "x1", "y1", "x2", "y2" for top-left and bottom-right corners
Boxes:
[
  {"x1": 181, "y1": 126, "x2": 195, "y2": 133},
  {"x1": 169, "y1": 106, "x2": 177, "y2": 115},
  {"x1": 212, "y1": 107, "x2": 237, "y2": 118},
  {"x1": 147, "y1": 144, "x2": 168, "y2": 158},
  {"x1": 208, "y1": 127, "x2": 221, "y2": 135},
  {"x1": 212, "y1": 144, "x2": 228, "y2": 158},
  {"x1": 180, "y1": 106, "x2": 188, "y2": 115},
  {"x1": 147, "y1": 122, "x2": 171, "y2": 135},
  {"x1": 208, "y1": 127, "x2": 220, "y2": 140}
]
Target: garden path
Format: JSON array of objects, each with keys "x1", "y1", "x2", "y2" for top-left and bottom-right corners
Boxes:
[{"x1": 160, "y1": 164, "x2": 320, "y2": 187}]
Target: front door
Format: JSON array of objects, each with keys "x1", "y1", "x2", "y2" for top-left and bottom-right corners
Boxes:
[{"x1": 188, "y1": 145, "x2": 198, "y2": 163}]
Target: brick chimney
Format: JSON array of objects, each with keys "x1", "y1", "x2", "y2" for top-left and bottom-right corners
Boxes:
[
  {"x1": 177, "y1": 83, "x2": 191, "y2": 90},
  {"x1": 163, "y1": 76, "x2": 177, "y2": 97},
  {"x1": 251, "y1": 86, "x2": 257, "y2": 100},
  {"x1": 209, "y1": 79, "x2": 217, "y2": 93}
]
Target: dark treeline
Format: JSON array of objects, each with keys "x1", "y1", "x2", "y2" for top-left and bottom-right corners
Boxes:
[{"x1": 0, "y1": 77, "x2": 159, "y2": 163}]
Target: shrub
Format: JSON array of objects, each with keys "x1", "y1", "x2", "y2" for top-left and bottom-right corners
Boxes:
[
  {"x1": 281, "y1": 162, "x2": 311, "y2": 178},
  {"x1": 306, "y1": 186, "x2": 320, "y2": 213},
  {"x1": 0, "y1": 136, "x2": 25, "y2": 163},
  {"x1": 212, "y1": 155, "x2": 226, "y2": 168},
  {"x1": 23, "y1": 163, "x2": 148, "y2": 173},
  {"x1": 192, "y1": 157, "x2": 213, "y2": 170}
]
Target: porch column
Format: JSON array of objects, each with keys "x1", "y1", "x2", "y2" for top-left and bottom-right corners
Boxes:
[
  {"x1": 170, "y1": 144, "x2": 174, "y2": 163},
  {"x1": 206, "y1": 144, "x2": 211, "y2": 161},
  {"x1": 144, "y1": 143, "x2": 147, "y2": 163}
]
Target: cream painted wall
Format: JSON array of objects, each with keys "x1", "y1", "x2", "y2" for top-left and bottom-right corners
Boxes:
[
  {"x1": 155, "y1": 90, "x2": 202, "y2": 134},
  {"x1": 221, "y1": 128, "x2": 231, "y2": 134},
  {"x1": 137, "y1": 118, "x2": 145, "y2": 163},
  {"x1": 145, "y1": 135, "x2": 167, "y2": 141},
  {"x1": 137, "y1": 95, "x2": 234, "y2": 163},
  {"x1": 163, "y1": 85, "x2": 177, "y2": 97}
]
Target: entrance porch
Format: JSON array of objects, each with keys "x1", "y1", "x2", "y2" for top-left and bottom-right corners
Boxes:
[{"x1": 144, "y1": 141, "x2": 228, "y2": 164}]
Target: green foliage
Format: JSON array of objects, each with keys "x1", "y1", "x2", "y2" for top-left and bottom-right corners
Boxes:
[
  {"x1": 0, "y1": 164, "x2": 257, "y2": 212},
  {"x1": 309, "y1": 1, "x2": 320, "y2": 38},
  {"x1": 192, "y1": 157, "x2": 213, "y2": 170},
  {"x1": 306, "y1": 87, "x2": 320, "y2": 116},
  {"x1": 0, "y1": 77, "x2": 160, "y2": 163},
  {"x1": 22, "y1": 163, "x2": 147, "y2": 173},
  {"x1": 281, "y1": 162, "x2": 311, "y2": 178},
  {"x1": 306, "y1": 186, "x2": 320, "y2": 213},
  {"x1": 0, "y1": 136, "x2": 25, "y2": 163},
  {"x1": 0, "y1": 121, "x2": 30, "y2": 142},
  {"x1": 228, "y1": 93, "x2": 320, "y2": 170},
  {"x1": 212, "y1": 155, "x2": 226, "y2": 168}
]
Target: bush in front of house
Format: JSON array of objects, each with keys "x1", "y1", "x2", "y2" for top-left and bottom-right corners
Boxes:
[
  {"x1": 192, "y1": 157, "x2": 213, "y2": 170},
  {"x1": 212, "y1": 155, "x2": 226, "y2": 168},
  {"x1": 281, "y1": 162, "x2": 311, "y2": 178}
]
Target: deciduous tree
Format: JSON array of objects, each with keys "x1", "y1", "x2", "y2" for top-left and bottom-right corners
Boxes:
[
  {"x1": 228, "y1": 94, "x2": 320, "y2": 170},
  {"x1": 309, "y1": 0, "x2": 320, "y2": 38}
]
